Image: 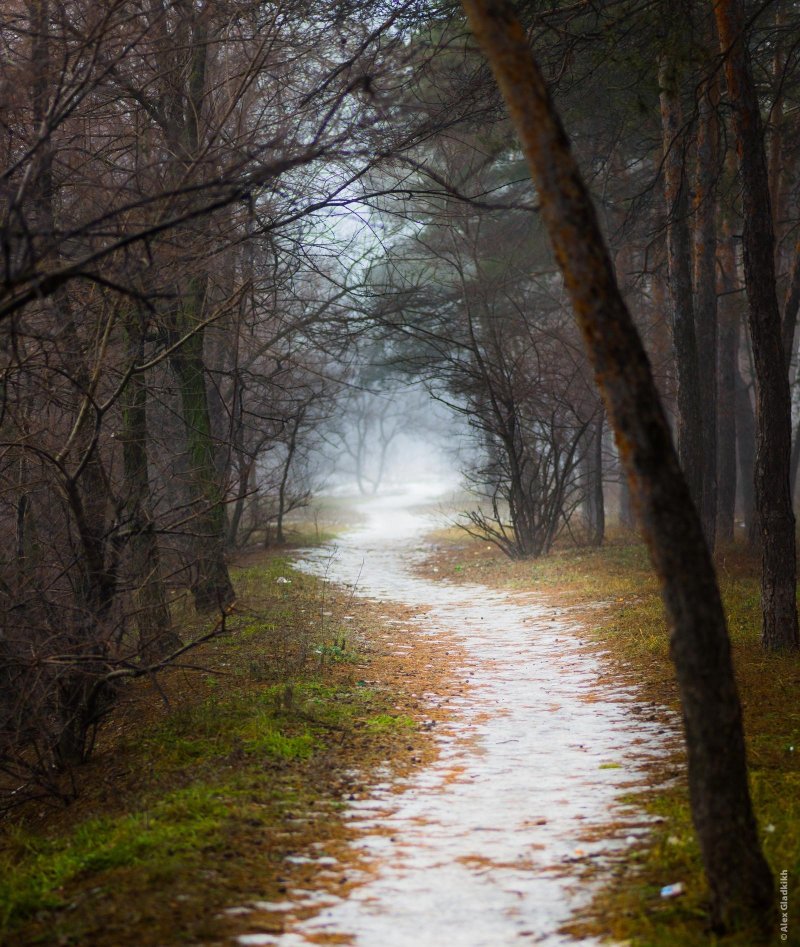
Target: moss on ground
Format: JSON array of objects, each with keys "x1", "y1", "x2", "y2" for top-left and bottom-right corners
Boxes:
[
  {"x1": 426, "y1": 528, "x2": 800, "y2": 947},
  {"x1": 0, "y1": 552, "x2": 437, "y2": 946}
]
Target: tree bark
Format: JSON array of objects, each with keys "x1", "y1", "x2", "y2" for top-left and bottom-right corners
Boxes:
[
  {"x1": 121, "y1": 315, "x2": 181, "y2": 660},
  {"x1": 29, "y1": 0, "x2": 116, "y2": 765},
  {"x1": 583, "y1": 409, "x2": 605, "y2": 546},
  {"x1": 460, "y1": 0, "x2": 774, "y2": 931},
  {"x1": 659, "y1": 55, "x2": 704, "y2": 517},
  {"x1": 782, "y1": 238, "x2": 800, "y2": 372},
  {"x1": 716, "y1": 231, "x2": 739, "y2": 544},
  {"x1": 715, "y1": 0, "x2": 799, "y2": 650},
  {"x1": 618, "y1": 475, "x2": 635, "y2": 530},
  {"x1": 692, "y1": 69, "x2": 720, "y2": 550},
  {"x1": 155, "y1": 3, "x2": 234, "y2": 613},
  {"x1": 790, "y1": 411, "x2": 800, "y2": 504},
  {"x1": 226, "y1": 451, "x2": 253, "y2": 548},
  {"x1": 276, "y1": 410, "x2": 303, "y2": 545},
  {"x1": 735, "y1": 366, "x2": 757, "y2": 542},
  {"x1": 171, "y1": 282, "x2": 235, "y2": 612}
]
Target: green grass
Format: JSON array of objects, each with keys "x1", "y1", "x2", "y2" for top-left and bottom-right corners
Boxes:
[
  {"x1": 0, "y1": 554, "x2": 420, "y2": 945},
  {"x1": 139, "y1": 678, "x2": 372, "y2": 767},
  {"x1": 0, "y1": 785, "x2": 228, "y2": 930},
  {"x1": 364, "y1": 714, "x2": 416, "y2": 733}
]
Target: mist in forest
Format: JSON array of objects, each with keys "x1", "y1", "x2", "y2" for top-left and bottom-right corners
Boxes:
[
  {"x1": 0, "y1": 2, "x2": 797, "y2": 937},
  {"x1": 317, "y1": 385, "x2": 471, "y2": 497}
]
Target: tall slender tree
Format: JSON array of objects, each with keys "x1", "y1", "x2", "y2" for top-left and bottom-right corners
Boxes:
[
  {"x1": 714, "y1": 0, "x2": 799, "y2": 651},
  {"x1": 460, "y1": 0, "x2": 774, "y2": 930},
  {"x1": 658, "y1": 52, "x2": 704, "y2": 518},
  {"x1": 692, "y1": 56, "x2": 720, "y2": 551}
]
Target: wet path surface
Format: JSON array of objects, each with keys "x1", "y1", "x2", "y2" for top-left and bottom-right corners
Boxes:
[{"x1": 233, "y1": 487, "x2": 673, "y2": 947}]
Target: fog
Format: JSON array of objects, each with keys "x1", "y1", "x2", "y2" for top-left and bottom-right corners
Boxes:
[{"x1": 316, "y1": 384, "x2": 477, "y2": 498}]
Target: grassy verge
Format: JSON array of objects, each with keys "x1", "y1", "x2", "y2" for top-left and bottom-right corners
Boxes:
[
  {"x1": 425, "y1": 528, "x2": 800, "y2": 946},
  {"x1": 0, "y1": 552, "x2": 445, "y2": 946}
]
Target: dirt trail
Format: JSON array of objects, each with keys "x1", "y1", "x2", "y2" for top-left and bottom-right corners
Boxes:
[{"x1": 230, "y1": 484, "x2": 673, "y2": 947}]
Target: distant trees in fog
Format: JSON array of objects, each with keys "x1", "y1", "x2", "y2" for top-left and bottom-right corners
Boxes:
[{"x1": 2, "y1": 0, "x2": 800, "y2": 806}]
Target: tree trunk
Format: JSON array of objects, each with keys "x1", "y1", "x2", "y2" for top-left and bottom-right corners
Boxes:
[
  {"x1": 153, "y1": 5, "x2": 233, "y2": 612},
  {"x1": 715, "y1": 0, "x2": 799, "y2": 651},
  {"x1": 226, "y1": 451, "x2": 252, "y2": 548},
  {"x1": 735, "y1": 367, "x2": 757, "y2": 544},
  {"x1": 768, "y1": 8, "x2": 787, "y2": 275},
  {"x1": 276, "y1": 410, "x2": 303, "y2": 545},
  {"x1": 791, "y1": 413, "x2": 800, "y2": 504},
  {"x1": 783, "y1": 241, "x2": 800, "y2": 372},
  {"x1": 121, "y1": 318, "x2": 181, "y2": 661},
  {"x1": 716, "y1": 232, "x2": 739, "y2": 544},
  {"x1": 583, "y1": 409, "x2": 605, "y2": 546},
  {"x1": 171, "y1": 283, "x2": 235, "y2": 613},
  {"x1": 460, "y1": 0, "x2": 774, "y2": 931},
  {"x1": 619, "y1": 475, "x2": 635, "y2": 530},
  {"x1": 28, "y1": 0, "x2": 116, "y2": 766},
  {"x1": 659, "y1": 54, "x2": 704, "y2": 516},
  {"x1": 692, "y1": 68, "x2": 719, "y2": 550}
]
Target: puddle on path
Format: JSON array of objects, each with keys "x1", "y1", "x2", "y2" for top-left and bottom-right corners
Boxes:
[{"x1": 228, "y1": 483, "x2": 676, "y2": 947}]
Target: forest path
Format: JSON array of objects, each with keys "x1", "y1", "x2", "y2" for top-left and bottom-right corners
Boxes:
[{"x1": 239, "y1": 483, "x2": 669, "y2": 947}]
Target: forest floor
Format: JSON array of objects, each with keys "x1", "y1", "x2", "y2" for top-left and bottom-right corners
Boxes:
[
  {"x1": 2, "y1": 497, "x2": 798, "y2": 947},
  {"x1": 0, "y1": 537, "x2": 459, "y2": 946},
  {"x1": 421, "y1": 526, "x2": 800, "y2": 946}
]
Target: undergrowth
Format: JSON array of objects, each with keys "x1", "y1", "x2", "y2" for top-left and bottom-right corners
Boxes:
[{"x1": 0, "y1": 553, "x2": 424, "y2": 946}]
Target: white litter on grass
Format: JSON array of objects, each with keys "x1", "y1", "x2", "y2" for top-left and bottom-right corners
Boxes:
[
  {"x1": 660, "y1": 882, "x2": 685, "y2": 899},
  {"x1": 227, "y1": 482, "x2": 674, "y2": 947}
]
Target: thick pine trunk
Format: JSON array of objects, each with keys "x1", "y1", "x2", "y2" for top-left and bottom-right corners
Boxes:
[
  {"x1": 460, "y1": 0, "x2": 774, "y2": 931},
  {"x1": 715, "y1": 0, "x2": 799, "y2": 651}
]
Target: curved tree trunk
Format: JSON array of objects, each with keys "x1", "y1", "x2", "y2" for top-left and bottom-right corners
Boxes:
[{"x1": 460, "y1": 0, "x2": 774, "y2": 931}]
